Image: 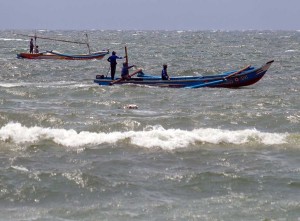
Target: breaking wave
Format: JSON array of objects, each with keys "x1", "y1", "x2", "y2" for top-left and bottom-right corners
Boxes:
[{"x1": 0, "y1": 122, "x2": 291, "y2": 150}]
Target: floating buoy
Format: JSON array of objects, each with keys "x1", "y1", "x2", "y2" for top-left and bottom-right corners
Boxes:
[{"x1": 124, "y1": 104, "x2": 138, "y2": 109}]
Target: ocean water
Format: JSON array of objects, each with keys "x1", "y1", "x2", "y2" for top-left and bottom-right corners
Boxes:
[{"x1": 0, "y1": 30, "x2": 299, "y2": 221}]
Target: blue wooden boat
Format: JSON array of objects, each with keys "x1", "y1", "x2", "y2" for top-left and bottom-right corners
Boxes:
[{"x1": 94, "y1": 60, "x2": 274, "y2": 88}]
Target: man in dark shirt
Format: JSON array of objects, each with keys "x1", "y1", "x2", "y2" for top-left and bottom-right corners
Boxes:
[
  {"x1": 107, "y1": 51, "x2": 123, "y2": 80},
  {"x1": 29, "y1": 38, "x2": 34, "y2": 54}
]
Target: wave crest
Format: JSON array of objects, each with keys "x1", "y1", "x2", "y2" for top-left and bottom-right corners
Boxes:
[{"x1": 0, "y1": 123, "x2": 289, "y2": 150}]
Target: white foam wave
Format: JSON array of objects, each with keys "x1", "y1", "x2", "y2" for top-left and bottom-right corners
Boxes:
[
  {"x1": 0, "y1": 38, "x2": 25, "y2": 41},
  {"x1": 0, "y1": 123, "x2": 289, "y2": 150},
  {"x1": 0, "y1": 81, "x2": 90, "y2": 89},
  {"x1": 0, "y1": 83, "x2": 23, "y2": 88},
  {"x1": 11, "y1": 165, "x2": 29, "y2": 172},
  {"x1": 285, "y1": 49, "x2": 297, "y2": 53}
]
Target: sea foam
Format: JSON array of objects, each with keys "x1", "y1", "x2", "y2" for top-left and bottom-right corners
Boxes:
[{"x1": 0, "y1": 122, "x2": 289, "y2": 150}]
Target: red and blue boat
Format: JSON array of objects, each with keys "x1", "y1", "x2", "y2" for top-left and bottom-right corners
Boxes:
[
  {"x1": 17, "y1": 50, "x2": 109, "y2": 60},
  {"x1": 94, "y1": 60, "x2": 274, "y2": 88},
  {"x1": 16, "y1": 33, "x2": 109, "y2": 60}
]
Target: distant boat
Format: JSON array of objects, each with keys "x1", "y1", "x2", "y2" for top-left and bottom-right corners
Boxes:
[
  {"x1": 16, "y1": 33, "x2": 109, "y2": 60},
  {"x1": 94, "y1": 60, "x2": 274, "y2": 88},
  {"x1": 17, "y1": 50, "x2": 109, "y2": 60}
]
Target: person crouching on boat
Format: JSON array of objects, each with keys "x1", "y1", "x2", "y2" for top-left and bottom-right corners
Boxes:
[
  {"x1": 107, "y1": 51, "x2": 124, "y2": 80},
  {"x1": 34, "y1": 45, "x2": 39, "y2": 53},
  {"x1": 121, "y1": 62, "x2": 135, "y2": 80},
  {"x1": 162, "y1": 64, "x2": 170, "y2": 80}
]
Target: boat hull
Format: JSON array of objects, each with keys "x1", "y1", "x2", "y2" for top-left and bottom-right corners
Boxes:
[
  {"x1": 17, "y1": 51, "x2": 109, "y2": 60},
  {"x1": 94, "y1": 60, "x2": 274, "y2": 88}
]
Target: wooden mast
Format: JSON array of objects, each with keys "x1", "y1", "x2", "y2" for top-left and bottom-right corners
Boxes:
[{"x1": 125, "y1": 46, "x2": 128, "y2": 64}]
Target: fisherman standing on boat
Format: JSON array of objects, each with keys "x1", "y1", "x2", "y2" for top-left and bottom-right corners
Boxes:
[
  {"x1": 161, "y1": 64, "x2": 170, "y2": 80},
  {"x1": 29, "y1": 38, "x2": 34, "y2": 54},
  {"x1": 107, "y1": 51, "x2": 124, "y2": 80},
  {"x1": 121, "y1": 62, "x2": 135, "y2": 80}
]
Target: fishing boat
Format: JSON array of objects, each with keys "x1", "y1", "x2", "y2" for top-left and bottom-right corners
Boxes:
[
  {"x1": 16, "y1": 33, "x2": 109, "y2": 60},
  {"x1": 17, "y1": 50, "x2": 109, "y2": 60},
  {"x1": 94, "y1": 60, "x2": 274, "y2": 88}
]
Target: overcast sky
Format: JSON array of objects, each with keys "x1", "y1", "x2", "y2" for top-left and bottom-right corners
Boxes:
[{"x1": 1, "y1": 0, "x2": 299, "y2": 30}]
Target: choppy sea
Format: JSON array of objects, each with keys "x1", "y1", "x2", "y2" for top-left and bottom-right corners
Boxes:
[{"x1": 0, "y1": 30, "x2": 299, "y2": 221}]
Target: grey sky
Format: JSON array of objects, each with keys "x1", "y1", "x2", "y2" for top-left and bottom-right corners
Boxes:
[{"x1": 1, "y1": 0, "x2": 299, "y2": 30}]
